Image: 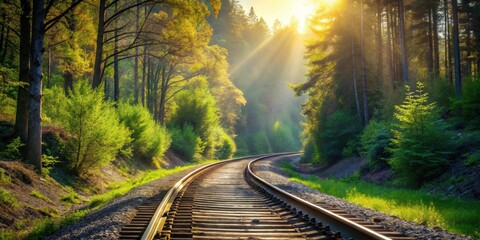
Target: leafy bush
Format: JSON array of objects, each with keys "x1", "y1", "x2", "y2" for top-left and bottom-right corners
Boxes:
[
  {"x1": 0, "y1": 137, "x2": 25, "y2": 160},
  {"x1": 170, "y1": 125, "x2": 201, "y2": 161},
  {"x1": 318, "y1": 110, "x2": 361, "y2": 164},
  {"x1": 212, "y1": 126, "x2": 236, "y2": 159},
  {"x1": 451, "y1": 79, "x2": 480, "y2": 130},
  {"x1": 389, "y1": 82, "x2": 452, "y2": 187},
  {"x1": 270, "y1": 121, "x2": 297, "y2": 152},
  {"x1": 169, "y1": 81, "x2": 236, "y2": 160},
  {"x1": 55, "y1": 80, "x2": 131, "y2": 175},
  {"x1": 0, "y1": 188, "x2": 18, "y2": 208},
  {"x1": 360, "y1": 120, "x2": 391, "y2": 167},
  {"x1": 118, "y1": 103, "x2": 171, "y2": 166},
  {"x1": 247, "y1": 132, "x2": 272, "y2": 154}
]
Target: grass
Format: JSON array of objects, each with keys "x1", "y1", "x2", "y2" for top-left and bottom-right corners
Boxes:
[
  {"x1": 0, "y1": 169, "x2": 11, "y2": 185},
  {"x1": 88, "y1": 161, "x2": 216, "y2": 209},
  {"x1": 30, "y1": 190, "x2": 53, "y2": 204},
  {"x1": 0, "y1": 187, "x2": 18, "y2": 208},
  {"x1": 281, "y1": 161, "x2": 480, "y2": 238}
]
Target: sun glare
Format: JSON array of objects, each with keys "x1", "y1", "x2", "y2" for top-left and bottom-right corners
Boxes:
[{"x1": 291, "y1": 0, "x2": 337, "y2": 33}]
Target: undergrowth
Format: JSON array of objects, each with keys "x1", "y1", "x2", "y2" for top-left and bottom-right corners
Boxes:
[{"x1": 281, "y1": 161, "x2": 480, "y2": 238}]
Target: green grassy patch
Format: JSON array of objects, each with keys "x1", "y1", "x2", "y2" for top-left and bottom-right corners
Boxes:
[
  {"x1": 30, "y1": 190, "x2": 53, "y2": 204},
  {"x1": 0, "y1": 169, "x2": 11, "y2": 185},
  {"x1": 88, "y1": 161, "x2": 215, "y2": 209},
  {"x1": 281, "y1": 162, "x2": 480, "y2": 238},
  {"x1": 0, "y1": 188, "x2": 18, "y2": 208},
  {"x1": 60, "y1": 191, "x2": 80, "y2": 204}
]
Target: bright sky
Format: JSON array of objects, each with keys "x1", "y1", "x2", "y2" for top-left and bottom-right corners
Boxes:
[{"x1": 238, "y1": 0, "x2": 317, "y2": 33}]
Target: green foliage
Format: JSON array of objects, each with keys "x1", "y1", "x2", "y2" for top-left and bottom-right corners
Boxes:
[
  {"x1": 48, "y1": 80, "x2": 131, "y2": 175},
  {"x1": 60, "y1": 190, "x2": 81, "y2": 204},
  {"x1": 30, "y1": 190, "x2": 53, "y2": 204},
  {"x1": 41, "y1": 155, "x2": 59, "y2": 177},
  {"x1": 270, "y1": 121, "x2": 297, "y2": 152},
  {"x1": 465, "y1": 151, "x2": 480, "y2": 166},
  {"x1": 170, "y1": 125, "x2": 201, "y2": 161},
  {"x1": 169, "y1": 81, "x2": 235, "y2": 160},
  {"x1": 0, "y1": 188, "x2": 17, "y2": 208},
  {"x1": 0, "y1": 137, "x2": 25, "y2": 160},
  {"x1": 389, "y1": 82, "x2": 452, "y2": 187},
  {"x1": 0, "y1": 66, "x2": 19, "y2": 116},
  {"x1": 22, "y1": 209, "x2": 90, "y2": 240},
  {"x1": 118, "y1": 103, "x2": 171, "y2": 166},
  {"x1": 452, "y1": 79, "x2": 480, "y2": 130},
  {"x1": 247, "y1": 132, "x2": 272, "y2": 154},
  {"x1": 360, "y1": 120, "x2": 391, "y2": 167},
  {"x1": 0, "y1": 169, "x2": 11, "y2": 185},
  {"x1": 318, "y1": 110, "x2": 361, "y2": 164},
  {"x1": 213, "y1": 126, "x2": 236, "y2": 159}
]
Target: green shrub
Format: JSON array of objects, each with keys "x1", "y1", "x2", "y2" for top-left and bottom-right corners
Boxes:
[
  {"x1": 213, "y1": 127, "x2": 236, "y2": 159},
  {"x1": 118, "y1": 103, "x2": 171, "y2": 166},
  {"x1": 0, "y1": 188, "x2": 18, "y2": 208},
  {"x1": 60, "y1": 80, "x2": 131, "y2": 175},
  {"x1": 60, "y1": 190, "x2": 81, "y2": 204},
  {"x1": 270, "y1": 121, "x2": 297, "y2": 152},
  {"x1": 452, "y1": 79, "x2": 480, "y2": 130},
  {"x1": 360, "y1": 120, "x2": 391, "y2": 167},
  {"x1": 389, "y1": 82, "x2": 452, "y2": 187},
  {"x1": 0, "y1": 137, "x2": 25, "y2": 160},
  {"x1": 169, "y1": 80, "x2": 235, "y2": 160},
  {"x1": 170, "y1": 125, "x2": 201, "y2": 161},
  {"x1": 247, "y1": 132, "x2": 272, "y2": 154},
  {"x1": 319, "y1": 110, "x2": 361, "y2": 164},
  {"x1": 30, "y1": 190, "x2": 53, "y2": 204},
  {"x1": 0, "y1": 169, "x2": 11, "y2": 185},
  {"x1": 41, "y1": 154, "x2": 59, "y2": 177}
]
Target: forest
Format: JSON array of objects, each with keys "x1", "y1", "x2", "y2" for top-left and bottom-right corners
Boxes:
[
  {"x1": 0, "y1": 0, "x2": 305, "y2": 176},
  {"x1": 295, "y1": 0, "x2": 480, "y2": 188},
  {"x1": 0, "y1": 0, "x2": 479, "y2": 238}
]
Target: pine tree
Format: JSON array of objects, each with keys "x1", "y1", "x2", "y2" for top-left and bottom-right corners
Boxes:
[{"x1": 389, "y1": 82, "x2": 451, "y2": 187}]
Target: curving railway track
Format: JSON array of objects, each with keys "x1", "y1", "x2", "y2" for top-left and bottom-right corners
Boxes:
[{"x1": 119, "y1": 154, "x2": 414, "y2": 240}]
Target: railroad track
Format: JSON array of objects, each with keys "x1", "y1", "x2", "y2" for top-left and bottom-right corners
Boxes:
[{"x1": 119, "y1": 154, "x2": 414, "y2": 240}]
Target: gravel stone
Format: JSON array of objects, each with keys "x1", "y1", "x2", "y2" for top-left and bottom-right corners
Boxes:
[
  {"x1": 45, "y1": 165, "x2": 205, "y2": 240},
  {"x1": 251, "y1": 156, "x2": 475, "y2": 240}
]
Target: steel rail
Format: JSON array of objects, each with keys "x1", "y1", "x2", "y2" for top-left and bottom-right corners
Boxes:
[
  {"x1": 140, "y1": 153, "x2": 292, "y2": 240},
  {"x1": 246, "y1": 154, "x2": 394, "y2": 240}
]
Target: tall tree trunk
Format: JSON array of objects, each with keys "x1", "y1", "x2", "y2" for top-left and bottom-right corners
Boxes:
[
  {"x1": 433, "y1": 4, "x2": 440, "y2": 77},
  {"x1": 352, "y1": 34, "x2": 361, "y2": 123},
  {"x1": 64, "y1": 0, "x2": 77, "y2": 94},
  {"x1": 14, "y1": 0, "x2": 31, "y2": 142},
  {"x1": 386, "y1": 3, "x2": 395, "y2": 90},
  {"x1": 142, "y1": 50, "x2": 146, "y2": 106},
  {"x1": 26, "y1": 0, "x2": 45, "y2": 172},
  {"x1": 92, "y1": 0, "x2": 106, "y2": 89},
  {"x1": 376, "y1": 0, "x2": 384, "y2": 84},
  {"x1": 113, "y1": 1, "x2": 119, "y2": 102},
  {"x1": 451, "y1": 0, "x2": 462, "y2": 97},
  {"x1": 47, "y1": 48, "x2": 51, "y2": 88},
  {"x1": 134, "y1": 0, "x2": 140, "y2": 104},
  {"x1": 0, "y1": 13, "x2": 4, "y2": 56},
  {"x1": 444, "y1": 0, "x2": 453, "y2": 83},
  {"x1": 427, "y1": 8, "x2": 434, "y2": 76},
  {"x1": 398, "y1": 0, "x2": 409, "y2": 83},
  {"x1": 360, "y1": 0, "x2": 369, "y2": 124}
]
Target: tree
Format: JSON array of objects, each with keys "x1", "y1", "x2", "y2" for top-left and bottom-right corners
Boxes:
[
  {"x1": 451, "y1": 0, "x2": 462, "y2": 97},
  {"x1": 398, "y1": 0, "x2": 409, "y2": 83},
  {"x1": 389, "y1": 82, "x2": 451, "y2": 187},
  {"x1": 13, "y1": 0, "x2": 31, "y2": 142},
  {"x1": 25, "y1": 0, "x2": 46, "y2": 172}
]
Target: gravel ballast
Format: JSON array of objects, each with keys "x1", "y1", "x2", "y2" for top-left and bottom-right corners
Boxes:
[
  {"x1": 45, "y1": 165, "x2": 205, "y2": 240},
  {"x1": 251, "y1": 156, "x2": 475, "y2": 240}
]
